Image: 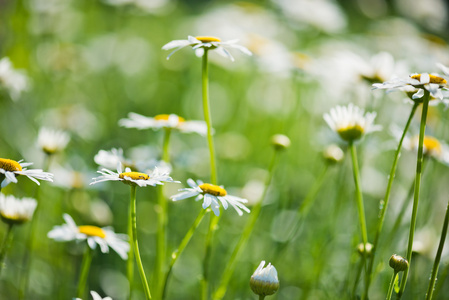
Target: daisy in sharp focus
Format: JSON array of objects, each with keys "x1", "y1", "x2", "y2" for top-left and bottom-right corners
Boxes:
[
  {"x1": 119, "y1": 113, "x2": 208, "y2": 136},
  {"x1": 162, "y1": 35, "x2": 252, "y2": 61},
  {"x1": 37, "y1": 127, "x2": 70, "y2": 155},
  {"x1": 171, "y1": 178, "x2": 250, "y2": 216},
  {"x1": 0, "y1": 194, "x2": 37, "y2": 225},
  {"x1": 90, "y1": 163, "x2": 178, "y2": 187},
  {"x1": 372, "y1": 65, "x2": 448, "y2": 100},
  {"x1": 323, "y1": 103, "x2": 381, "y2": 143},
  {"x1": 47, "y1": 214, "x2": 129, "y2": 260},
  {"x1": 0, "y1": 158, "x2": 54, "y2": 188}
]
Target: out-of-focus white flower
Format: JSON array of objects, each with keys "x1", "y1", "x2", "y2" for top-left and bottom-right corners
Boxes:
[
  {"x1": 358, "y1": 52, "x2": 408, "y2": 84},
  {"x1": 171, "y1": 179, "x2": 250, "y2": 216},
  {"x1": 119, "y1": 113, "x2": 208, "y2": 136},
  {"x1": 75, "y1": 290, "x2": 113, "y2": 300},
  {"x1": 37, "y1": 127, "x2": 70, "y2": 155},
  {"x1": 0, "y1": 57, "x2": 28, "y2": 100},
  {"x1": 90, "y1": 163, "x2": 177, "y2": 188},
  {"x1": 250, "y1": 260, "x2": 280, "y2": 296},
  {"x1": 323, "y1": 144, "x2": 345, "y2": 164},
  {"x1": 48, "y1": 214, "x2": 129, "y2": 260},
  {"x1": 0, "y1": 158, "x2": 54, "y2": 188},
  {"x1": 162, "y1": 36, "x2": 252, "y2": 61},
  {"x1": 102, "y1": 0, "x2": 172, "y2": 15},
  {"x1": 0, "y1": 194, "x2": 37, "y2": 225},
  {"x1": 395, "y1": 0, "x2": 447, "y2": 32},
  {"x1": 323, "y1": 104, "x2": 381, "y2": 142},
  {"x1": 273, "y1": 0, "x2": 347, "y2": 33}
]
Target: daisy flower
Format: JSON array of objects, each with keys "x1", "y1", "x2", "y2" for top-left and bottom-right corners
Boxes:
[
  {"x1": 249, "y1": 260, "x2": 280, "y2": 296},
  {"x1": 162, "y1": 35, "x2": 252, "y2": 61},
  {"x1": 0, "y1": 158, "x2": 54, "y2": 188},
  {"x1": 75, "y1": 290, "x2": 113, "y2": 300},
  {"x1": 119, "y1": 113, "x2": 208, "y2": 136},
  {"x1": 37, "y1": 127, "x2": 70, "y2": 155},
  {"x1": 0, "y1": 57, "x2": 28, "y2": 101},
  {"x1": 323, "y1": 103, "x2": 381, "y2": 142},
  {"x1": 373, "y1": 68, "x2": 448, "y2": 100},
  {"x1": 171, "y1": 178, "x2": 250, "y2": 216},
  {"x1": 47, "y1": 214, "x2": 129, "y2": 260},
  {"x1": 90, "y1": 163, "x2": 177, "y2": 188},
  {"x1": 0, "y1": 194, "x2": 37, "y2": 225}
]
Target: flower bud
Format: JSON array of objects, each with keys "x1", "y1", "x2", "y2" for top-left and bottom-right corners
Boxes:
[
  {"x1": 250, "y1": 261, "x2": 279, "y2": 296},
  {"x1": 271, "y1": 134, "x2": 290, "y2": 150},
  {"x1": 323, "y1": 144, "x2": 344, "y2": 164},
  {"x1": 389, "y1": 254, "x2": 408, "y2": 272},
  {"x1": 357, "y1": 242, "x2": 373, "y2": 257}
]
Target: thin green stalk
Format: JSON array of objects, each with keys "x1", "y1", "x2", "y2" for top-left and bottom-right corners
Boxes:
[
  {"x1": 213, "y1": 151, "x2": 278, "y2": 300},
  {"x1": 201, "y1": 48, "x2": 218, "y2": 300},
  {"x1": 298, "y1": 164, "x2": 329, "y2": 216},
  {"x1": 397, "y1": 90, "x2": 430, "y2": 299},
  {"x1": 386, "y1": 272, "x2": 398, "y2": 300},
  {"x1": 202, "y1": 49, "x2": 217, "y2": 184},
  {"x1": 0, "y1": 223, "x2": 14, "y2": 274},
  {"x1": 364, "y1": 103, "x2": 418, "y2": 298},
  {"x1": 161, "y1": 209, "x2": 207, "y2": 300},
  {"x1": 127, "y1": 200, "x2": 134, "y2": 300},
  {"x1": 130, "y1": 185, "x2": 152, "y2": 300},
  {"x1": 155, "y1": 128, "x2": 172, "y2": 297},
  {"x1": 433, "y1": 260, "x2": 449, "y2": 298},
  {"x1": 76, "y1": 246, "x2": 93, "y2": 298},
  {"x1": 425, "y1": 199, "x2": 449, "y2": 300},
  {"x1": 352, "y1": 257, "x2": 365, "y2": 299},
  {"x1": 348, "y1": 142, "x2": 368, "y2": 248}
]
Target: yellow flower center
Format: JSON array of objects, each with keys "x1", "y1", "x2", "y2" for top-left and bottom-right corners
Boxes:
[
  {"x1": 199, "y1": 183, "x2": 227, "y2": 196},
  {"x1": 78, "y1": 225, "x2": 106, "y2": 239},
  {"x1": 119, "y1": 172, "x2": 149, "y2": 181},
  {"x1": 0, "y1": 158, "x2": 22, "y2": 172},
  {"x1": 154, "y1": 114, "x2": 185, "y2": 123},
  {"x1": 195, "y1": 36, "x2": 221, "y2": 43},
  {"x1": 410, "y1": 74, "x2": 447, "y2": 85},
  {"x1": 337, "y1": 125, "x2": 364, "y2": 142}
]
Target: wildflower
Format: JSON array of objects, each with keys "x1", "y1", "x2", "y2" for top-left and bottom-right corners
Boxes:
[
  {"x1": 389, "y1": 254, "x2": 408, "y2": 272},
  {"x1": 250, "y1": 260, "x2": 279, "y2": 296},
  {"x1": 171, "y1": 179, "x2": 250, "y2": 216},
  {"x1": 373, "y1": 69, "x2": 448, "y2": 100},
  {"x1": 48, "y1": 214, "x2": 129, "y2": 260},
  {"x1": 37, "y1": 127, "x2": 70, "y2": 155},
  {"x1": 119, "y1": 113, "x2": 208, "y2": 136},
  {"x1": 90, "y1": 163, "x2": 177, "y2": 187},
  {"x1": 0, "y1": 57, "x2": 28, "y2": 100},
  {"x1": 271, "y1": 134, "x2": 291, "y2": 150},
  {"x1": 323, "y1": 144, "x2": 344, "y2": 164},
  {"x1": 323, "y1": 103, "x2": 381, "y2": 142},
  {"x1": 357, "y1": 242, "x2": 373, "y2": 256},
  {"x1": 162, "y1": 35, "x2": 252, "y2": 61},
  {"x1": 0, "y1": 158, "x2": 54, "y2": 188},
  {"x1": 0, "y1": 194, "x2": 37, "y2": 225}
]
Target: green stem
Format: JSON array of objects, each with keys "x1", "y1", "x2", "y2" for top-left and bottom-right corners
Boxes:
[
  {"x1": 155, "y1": 128, "x2": 172, "y2": 296},
  {"x1": 212, "y1": 151, "x2": 278, "y2": 300},
  {"x1": 425, "y1": 199, "x2": 449, "y2": 300},
  {"x1": 397, "y1": 90, "x2": 430, "y2": 299},
  {"x1": 127, "y1": 199, "x2": 134, "y2": 300},
  {"x1": 386, "y1": 272, "x2": 398, "y2": 300},
  {"x1": 351, "y1": 256, "x2": 365, "y2": 299},
  {"x1": 348, "y1": 142, "x2": 368, "y2": 248},
  {"x1": 259, "y1": 295, "x2": 265, "y2": 300},
  {"x1": 364, "y1": 103, "x2": 418, "y2": 298},
  {"x1": 0, "y1": 223, "x2": 14, "y2": 274},
  {"x1": 76, "y1": 246, "x2": 93, "y2": 298},
  {"x1": 298, "y1": 164, "x2": 329, "y2": 216},
  {"x1": 130, "y1": 185, "x2": 152, "y2": 300},
  {"x1": 161, "y1": 209, "x2": 207, "y2": 300},
  {"x1": 201, "y1": 48, "x2": 218, "y2": 300},
  {"x1": 202, "y1": 49, "x2": 217, "y2": 184}
]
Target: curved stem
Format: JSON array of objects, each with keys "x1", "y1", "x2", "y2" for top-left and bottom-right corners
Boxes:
[
  {"x1": 161, "y1": 209, "x2": 207, "y2": 300},
  {"x1": 0, "y1": 223, "x2": 14, "y2": 274},
  {"x1": 155, "y1": 128, "x2": 172, "y2": 296},
  {"x1": 386, "y1": 272, "x2": 398, "y2": 300},
  {"x1": 212, "y1": 151, "x2": 278, "y2": 300},
  {"x1": 76, "y1": 246, "x2": 93, "y2": 298},
  {"x1": 425, "y1": 199, "x2": 449, "y2": 300},
  {"x1": 127, "y1": 199, "x2": 134, "y2": 300},
  {"x1": 397, "y1": 90, "x2": 430, "y2": 299},
  {"x1": 364, "y1": 103, "x2": 418, "y2": 298},
  {"x1": 130, "y1": 185, "x2": 152, "y2": 300}
]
